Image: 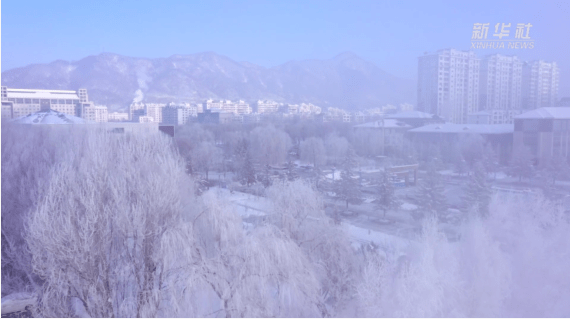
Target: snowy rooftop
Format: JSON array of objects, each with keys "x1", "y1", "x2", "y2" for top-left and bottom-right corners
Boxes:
[
  {"x1": 5, "y1": 88, "x2": 80, "y2": 100},
  {"x1": 354, "y1": 119, "x2": 411, "y2": 129},
  {"x1": 385, "y1": 111, "x2": 437, "y2": 119},
  {"x1": 515, "y1": 107, "x2": 570, "y2": 119},
  {"x1": 11, "y1": 110, "x2": 90, "y2": 125},
  {"x1": 409, "y1": 123, "x2": 514, "y2": 134}
]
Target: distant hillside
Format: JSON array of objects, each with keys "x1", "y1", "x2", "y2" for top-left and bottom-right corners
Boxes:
[{"x1": 1, "y1": 52, "x2": 415, "y2": 112}]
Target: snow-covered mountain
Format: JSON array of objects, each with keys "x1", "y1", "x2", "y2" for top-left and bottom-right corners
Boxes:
[{"x1": 1, "y1": 52, "x2": 415, "y2": 111}]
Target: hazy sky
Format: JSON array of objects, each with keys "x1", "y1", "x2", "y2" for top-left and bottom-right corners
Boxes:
[{"x1": 2, "y1": 0, "x2": 569, "y2": 95}]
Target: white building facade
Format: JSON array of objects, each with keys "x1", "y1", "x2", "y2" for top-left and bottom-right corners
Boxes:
[
  {"x1": 1, "y1": 87, "x2": 91, "y2": 119},
  {"x1": 83, "y1": 105, "x2": 109, "y2": 122},
  {"x1": 522, "y1": 60, "x2": 560, "y2": 109},
  {"x1": 418, "y1": 49, "x2": 480, "y2": 124},
  {"x1": 479, "y1": 54, "x2": 523, "y2": 111}
]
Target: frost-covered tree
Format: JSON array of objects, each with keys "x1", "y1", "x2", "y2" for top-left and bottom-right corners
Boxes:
[
  {"x1": 191, "y1": 141, "x2": 222, "y2": 180},
  {"x1": 325, "y1": 132, "x2": 350, "y2": 166},
  {"x1": 192, "y1": 190, "x2": 325, "y2": 317},
  {"x1": 335, "y1": 148, "x2": 362, "y2": 208},
  {"x1": 358, "y1": 195, "x2": 570, "y2": 317},
  {"x1": 415, "y1": 163, "x2": 447, "y2": 218},
  {"x1": 1, "y1": 124, "x2": 75, "y2": 295},
  {"x1": 300, "y1": 137, "x2": 326, "y2": 167},
  {"x1": 267, "y1": 180, "x2": 358, "y2": 315},
  {"x1": 508, "y1": 146, "x2": 535, "y2": 182},
  {"x1": 249, "y1": 124, "x2": 292, "y2": 167},
  {"x1": 376, "y1": 171, "x2": 400, "y2": 218},
  {"x1": 463, "y1": 162, "x2": 492, "y2": 217},
  {"x1": 25, "y1": 129, "x2": 197, "y2": 317},
  {"x1": 175, "y1": 123, "x2": 215, "y2": 160}
]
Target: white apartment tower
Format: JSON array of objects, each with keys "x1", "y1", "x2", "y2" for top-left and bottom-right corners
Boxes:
[
  {"x1": 418, "y1": 49, "x2": 480, "y2": 124},
  {"x1": 479, "y1": 54, "x2": 522, "y2": 111},
  {"x1": 522, "y1": 60, "x2": 560, "y2": 109}
]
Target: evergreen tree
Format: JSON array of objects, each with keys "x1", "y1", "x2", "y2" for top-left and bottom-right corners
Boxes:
[
  {"x1": 286, "y1": 159, "x2": 299, "y2": 181},
  {"x1": 313, "y1": 165, "x2": 323, "y2": 190},
  {"x1": 239, "y1": 151, "x2": 256, "y2": 186},
  {"x1": 542, "y1": 155, "x2": 570, "y2": 185},
  {"x1": 454, "y1": 156, "x2": 468, "y2": 177},
  {"x1": 508, "y1": 146, "x2": 535, "y2": 182},
  {"x1": 463, "y1": 161, "x2": 492, "y2": 217},
  {"x1": 415, "y1": 162, "x2": 447, "y2": 218},
  {"x1": 482, "y1": 144, "x2": 500, "y2": 179},
  {"x1": 258, "y1": 164, "x2": 273, "y2": 188},
  {"x1": 376, "y1": 170, "x2": 400, "y2": 218},
  {"x1": 335, "y1": 148, "x2": 362, "y2": 208}
]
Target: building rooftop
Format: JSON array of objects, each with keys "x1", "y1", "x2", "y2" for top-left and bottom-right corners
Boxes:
[
  {"x1": 409, "y1": 123, "x2": 514, "y2": 134},
  {"x1": 469, "y1": 111, "x2": 492, "y2": 116},
  {"x1": 515, "y1": 107, "x2": 570, "y2": 120},
  {"x1": 354, "y1": 119, "x2": 411, "y2": 129},
  {"x1": 11, "y1": 110, "x2": 90, "y2": 125},
  {"x1": 4, "y1": 88, "x2": 81, "y2": 100},
  {"x1": 385, "y1": 111, "x2": 437, "y2": 119}
]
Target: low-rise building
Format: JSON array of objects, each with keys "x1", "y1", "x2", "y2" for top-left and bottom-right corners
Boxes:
[
  {"x1": 385, "y1": 111, "x2": 445, "y2": 128},
  {"x1": 256, "y1": 100, "x2": 281, "y2": 113},
  {"x1": 138, "y1": 115, "x2": 155, "y2": 123},
  {"x1": 513, "y1": 107, "x2": 570, "y2": 165},
  {"x1": 108, "y1": 112, "x2": 129, "y2": 122},
  {"x1": 353, "y1": 119, "x2": 412, "y2": 155},
  {"x1": 408, "y1": 123, "x2": 514, "y2": 164},
  {"x1": 83, "y1": 105, "x2": 109, "y2": 123},
  {"x1": 1, "y1": 86, "x2": 91, "y2": 119}
]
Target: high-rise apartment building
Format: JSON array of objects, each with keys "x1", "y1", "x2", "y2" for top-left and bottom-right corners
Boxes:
[
  {"x1": 479, "y1": 54, "x2": 522, "y2": 111},
  {"x1": 522, "y1": 60, "x2": 560, "y2": 109},
  {"x1": 417, "y1": 49, "x2": 480, "y2": 124}
]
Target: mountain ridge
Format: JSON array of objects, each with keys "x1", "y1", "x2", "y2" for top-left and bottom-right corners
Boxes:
[{"x1": 1, "y1": 52, "x2": 416, "y2": 112}]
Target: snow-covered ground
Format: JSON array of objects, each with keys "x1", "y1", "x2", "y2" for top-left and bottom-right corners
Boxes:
[{"x1": 211, "y1": 188, "x2": 415, "y2": 255}]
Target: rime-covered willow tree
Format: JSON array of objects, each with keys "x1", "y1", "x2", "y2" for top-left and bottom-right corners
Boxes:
[
  {"x1": 300, "y1": 136, "x2": 326, "y2": 167},
  {"x1": 249, "y1": 124, "x2": 292, "y2": 167},
  {"x1": 335, "y1": 148, "x2": 362, "y2": 208},
  {"x1": 1, "y1": 124, "x2": 78, "y2": 295},
  {"x1": 25, "y1": 129, "x2": 197, "y2": 317},
  {"x1": 267, "y1": 180, "x2": 359, "y2": 316}
]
